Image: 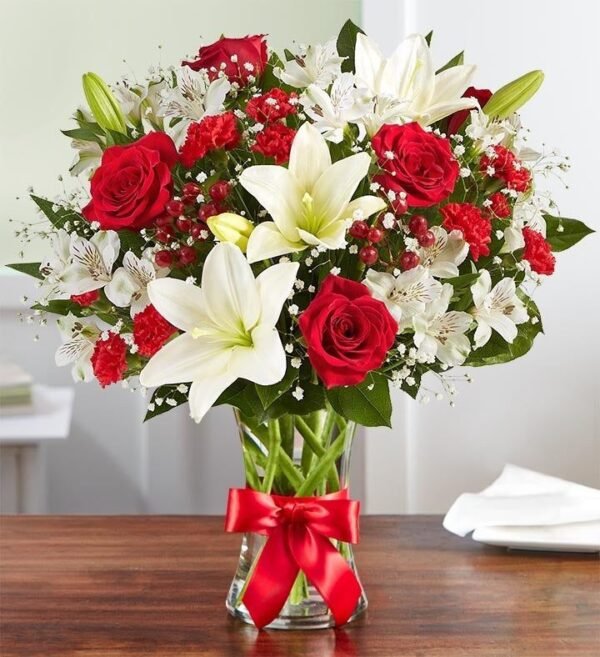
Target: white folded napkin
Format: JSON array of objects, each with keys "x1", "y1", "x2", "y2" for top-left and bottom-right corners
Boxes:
[{"x1": 443, "y1": 464, "x2": 600, "y2": 552}]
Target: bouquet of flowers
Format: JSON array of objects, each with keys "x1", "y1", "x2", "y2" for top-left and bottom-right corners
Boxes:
[{"x1": 10, "y1": 20, "x2": 592, "y2": 630}]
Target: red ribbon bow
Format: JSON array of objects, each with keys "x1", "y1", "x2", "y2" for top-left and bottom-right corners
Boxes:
[{"x1": 225, "y1": 488, "x2": 362, "y2": 629}]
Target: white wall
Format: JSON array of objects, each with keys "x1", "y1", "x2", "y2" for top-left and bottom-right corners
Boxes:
[
  {"x1": 362, "y1": 0, "x2": 600, "y2": 512},
  {"x1": 0, "y1": 0, "x2": 360, "y2": 514}
]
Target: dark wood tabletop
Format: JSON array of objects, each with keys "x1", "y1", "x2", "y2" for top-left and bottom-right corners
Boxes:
[{"x1": 0, "y1": 516, "x2": 598, "y2": 657}]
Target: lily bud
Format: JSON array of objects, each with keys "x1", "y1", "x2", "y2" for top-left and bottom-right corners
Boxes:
[
  {"x1": 207, "y1": 213, "x2": 254, "y2": 252},
  {"x1": 82, "y1": 72, "x2": 127, "y2": 134},
  {"x1": 484, "y1": 70, "x2": 544, "y2": 119}
]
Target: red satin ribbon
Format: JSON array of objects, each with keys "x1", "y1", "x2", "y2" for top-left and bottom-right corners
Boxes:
[{"x1": 225, "y1": 487, "x2": 362, "y2": 629}]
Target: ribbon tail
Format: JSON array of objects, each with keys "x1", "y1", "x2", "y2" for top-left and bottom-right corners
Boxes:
[
  {"x1": 290, "y1": 526, "x2": 362, "y2": 626},
  {"x1": 242, "y1": 526, "x2": 299, "y2": 629}
]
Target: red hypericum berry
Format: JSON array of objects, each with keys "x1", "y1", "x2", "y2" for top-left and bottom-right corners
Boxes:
[
  {"x1": 359, "y1": 245, "x2": 378, "y2": 265},
  {"x1": 190, "y1": 224, "x2": 207, "y2": 240},
  {"x1": 198, "y1": 203, "x2": 220, "y2": 222},
  {"x1": 392, "y1": 196, "x2": 409, "y2": 215},
  {"x1": 400, "y1": 251, "x2": 421, "y2": 271},
  {"x1": 349, "y1": 220, "x2": 369, "y2": 240},
  {"x1": 175, "y1": 217, "x2": 192, "y2": 233},
  {"x1": 177, "y1": 246, "x2": 197, "y2": 266},
  {"x1": 367, "y1": 228, "x2": 384, "y2": 244},
  {"x1": 166, "y1": 199, "x2": 185, "y2": 217},
  {"x1": 408, "y1": 215, "x2": 428, "y2": 236},
  {"x1": 209, "y1": 181, "x2": 231, "y2": 202},
  {"x1": 418, "y1": 230, "x2": 436, "y2": 248},
  {"x1": 156, "y1": 226, "x2": 175, "y2": 243},
  {"x1": 182, "y1": 182, "x2": 201, "y2": 198},
  {"x1": 154, "y1": 250, "x2": 173, "y2": 268},
  {"x1": 155, "y1": 214, "x2": 174, "y2": 228}
]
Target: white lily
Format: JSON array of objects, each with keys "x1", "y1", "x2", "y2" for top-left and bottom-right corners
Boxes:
[
  {"x1": 302, "y1": 73, "x2": 371, "y2": 143},
  {"x1": 139, "y1": 243, "x2": 298, "y2": 423},
  {"x1": 55, "y1": 314, "x2": 100, "y2": 382},
  {"x1": 60, "y1": 231, "x2": 120, "y2": 296},
  {"x1": 413, "y1": 285, "x2": 472, "y2": 366},
  {"x1": 160, "y1": 68, "x2": 230, "y2": 147},
  {"x1": 354, "y1": 33, "x2": 477, "y2": 126},
  {"x1": 240, "y1": 123, "x2": 386, "y2": 262},
  {"x1": 105, "y1": 250, "x2": 167, "y2": 317},
  {"x1": 364, "y1": 266, "x2": 442, "y2": 329},
  {"x1": 471, "y1": 270, "x2": 528, "y2": 347},
  {"x1": 418, "y1": 227, "x2": 469, "y2": 278},
  {"x1": 278, "y1": 40, "x2": 344, "y2": 89}
]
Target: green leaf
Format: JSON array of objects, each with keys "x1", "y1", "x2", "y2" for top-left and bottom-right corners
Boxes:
[
  {"x1": 255, "y1": 367, "x2": 297, "y2": 409},
  {"x1": 337, "y1": 19, "x2": 365, "y2": 73},
  {"x1": 465, "y1": 298, "x2": 543, "y2": 367},
  {"x1": 283, "y1": 48, "x2": 295, "y2": 62},
  {"x1": 30, "y1": 195, "x2": 81, "y2": 230},
  {"x1": 446, "y1": 272, "x2": 480, "y2": 289},
  {"x1": 118, "y1": 229, "x2": 145, "y2": 253},
  {"x1": 61, "y1": 127, "x2": 104, "y2": 144},
  {"x1": 265, "y1": 383, "x2": 326, "y2": 419},
  {"x1": 327, "y1": 373, "x2": 392, "y2": 427},
  {"x1": 543, "y1": 214, "x2": 594, "y2": 252},
  {"x1": 31, "y1": 300, "x2": 83, "y2": 317},
  {"x1": 144, "y1": 385, "x2": 188, "y2": 422},
  {"x1": 436, "y1": 50, "x2": 464, "y2": 74},
  {"x1": 214, "y1": 379, "x2": 264, "y2": 418},
  {"x1": 262, "y1": 52, "x2": 284, "y2": 90},
  {"x1": 425, "y1": 30, "x2": 433, "y2": 46},
  {"x1": 6, "y1": 262, "x2": 43, "y2": 280}
]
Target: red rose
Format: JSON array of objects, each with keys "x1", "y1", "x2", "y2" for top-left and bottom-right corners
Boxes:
[
  {"x1": 480, "y1": 145, "x2": 531, "y2": 193},
  {"x1": 488, "y1": 192, "x2": 511, "y2": 219},
  {"x1": 179, "y1": 112, "x2": 241, "y2": 168},
  {"x1": 252, "y1": 123, "x2": 296, "y2": 164},
  {"x1": 298, "y1": 275, "x2": 397, "y2": 388},
  {"x1": 133, "y1": 304, "x2": 177, "y2": 357},
  {"x1": 447, "y1": 87, "x2": 492, "y2": 135},
  {"x1": 83, "y1": 132, "x2": 178, "y2": 231},
  {"x1": 70, "y1": 290, "x2": 100, "y2": 307},
  {"x1": 91, "y1": 333, "x2": 128, "y2": 388},
  {"x1": 372, "y1": 123, "x2": 459, "y2": 208},
  {"x1": 441, "y1": 202, "x2": 492, "y2": 261},
  {"x1": 522, "y1": 227, "x2": 555, "y2": 275},
  {"x1": 183, "y1": 35, "x2": 268, "y2": 85},
  {"x1": 246, "y1": 88, "x2": 297, "y2": 123}
]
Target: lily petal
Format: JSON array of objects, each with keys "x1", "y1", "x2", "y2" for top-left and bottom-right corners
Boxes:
[
  {"x1": 355, "y1": 34, "x2": 385, "y2": 94},
  {"x1": 432, "y1": 65, "x2": 477, "y2": 106},
  {"x1": 230, "y1": 323, "x2": 287, "y2": 385},
  {"x1": 188, "y1": 372, "x2": 237, "y2": 423},
  {"x1": 147, "y1": 278, "x2": 208, "y2": 332},
  {"x1": 256, "y1": 261, "x2": 299, "y2": 326},
  {"x1": 345, "y1": 195, "x2": 387, "y2": 221},
  {"x1": 386, "y1": 34, "x2": 434, "y2": 104},
  {"x1": 246, "y1": 222, "x2": 306, "y2": 264},
  {"x1": 288, "y1": 123, "x2": 331, "y2": 191}
]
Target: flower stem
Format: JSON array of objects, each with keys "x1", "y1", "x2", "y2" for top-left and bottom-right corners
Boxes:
[
  {"x1": 262, "y1": 419, "x2": 282, "y2": 493},
  {"x1": 296, "y1": 426, "x2": 349, "y2": 496}
]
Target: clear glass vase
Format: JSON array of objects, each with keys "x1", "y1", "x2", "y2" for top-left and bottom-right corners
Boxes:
[{"x1": 226, "y1": 407, "x2": 367, "y2": 630}]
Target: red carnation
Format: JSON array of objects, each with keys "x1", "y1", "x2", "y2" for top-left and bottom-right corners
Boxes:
[
  {"x1": 133, "y1": 304, "x2": 177, "y2": 357},
  {"x1": 183, "y1": 35, "x2": 268, "y2": 85},
  {"x1": 441, "y1": 202, "x2": 492, "y2": 261},
  {"x1": 522, "y1": 227, "x2": 555, "y2": 275},
  {"x1": 246, "y1": 88, "x2": 297, "y2": 123},
  {"x1": 488, "y1": 192, "x2": 511, "y2": 219},
  {"x1": 82, "y1": 132, "x2": 178, "y2": 231},
  {"x1": 70, "y1": 290, "x2": 100, "y2": 307},
  {"x1": 252, "y1": 123, "x2": 296, "y2": 164},
  {"x1": 447, "y1": 87, "x2": 492, "y2": 135},
  {"x1": 180, "y1": 112, "x2": 241, "y2": 168},
  {"x1": 372, "y1": 122, "x2": 459, "y2": 208},
  {"x1": 91, "y1": 333, "x2": 128, "y2": 388},
  {"x1": 480, "y1": 145, "x2": 531, "y2": 193},
  {"x1": 298, "y1": 275, "x2": 397, "y2": 388}
]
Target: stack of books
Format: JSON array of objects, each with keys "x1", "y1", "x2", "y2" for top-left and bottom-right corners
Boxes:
[{"x1": 0, "y1": 363, "x2": 33, "y2": 415}]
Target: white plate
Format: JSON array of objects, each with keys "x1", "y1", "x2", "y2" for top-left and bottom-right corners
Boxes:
[{"x1": 473, "y1": 523, "x2": 600, "y2": 553}]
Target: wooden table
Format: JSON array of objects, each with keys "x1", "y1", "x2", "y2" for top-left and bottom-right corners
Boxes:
[{"x1": 1, "y1": 516, "x2": 598, "y2": 656}]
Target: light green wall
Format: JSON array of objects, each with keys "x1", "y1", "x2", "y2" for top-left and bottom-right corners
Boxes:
[{"x1": 0, "y1": 0, "x2": 360, "y2": 265}]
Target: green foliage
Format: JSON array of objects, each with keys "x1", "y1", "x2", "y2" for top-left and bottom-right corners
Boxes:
[
  {"x1": 6, "y1": 262, "x2": 43, "y2": 280},
  {"x1": 144, "y1": 385, "x2": 188, "y2": 422},
  {"x1": 337, "y1": 19, "x2": 365, "y2": 73},
  {"x1": 465, "y1": 298, "x2": 543, "y2": 367},
  {"x1": 31, "y1": 195, "x2": 78, "y2": 230},
  {"x1": 61, "y1": 127, "x2": 104, "y2": 144},
  {"x1": 262, "y1": 52, "x2": 284, "y2": 90},
  {"x1": 326, "y1": 373, "x2": 392, "y2": 427},
  {"x1": 544, "y1": 214, "x2": 594, "y2": 252},
  {"x1": 424, "y1": 30, "x2": 433, "y2": 46},
  {"x1": 436, "y1": 51, "x2": 464, "y2": 74}
]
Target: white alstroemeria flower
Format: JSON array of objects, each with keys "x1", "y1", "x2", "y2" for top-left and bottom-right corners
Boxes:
[
  {"x1": 69, "y1": 139, "x2": 102, "y2": 176},
  {"x1": 112, "y1": 81, "x2": 144, "y2": 124},
  {"x1": 105, "y1": 250, "x2": 167, "y2": 317},
  {"x1": 354, "y1": 33, "x2": 477, "y2": 126},
  {"x1": 471, "y1": 270, "x2": 528, "y2": 348},
  {"x1": 465, "y1": 109, "x2": 509, "y2": 151},
  {"x1": 278, "y1": 40, "x2": 344, "y2": 89},
  {"x1": 140, "y1": 243, "x2": 298, "y2": 423},
  {"x1": 302, "y1": 74, "x2": 371, "y2": 143},
  {"x1": 413, "y1": 285, "x2": 472, "y2": 366},
  {"x1": 39, "y1": 229, "x2": 74, "y2": 300},
  {"x1": 358, "y1": 95, "x2": 412, "y2": 138},
  {"x1": 160, "y1": 68, "x2": 230, "y2": 147},
  {"x1": 61, "y1": 231, "x2": 120, "y2": 296},
  {"x1": 240, "y1": 123, "x2": 386, "y2": 262},
  {"x1": 418, "y1": 227, "x2": 469, "y2": 278},
  {"x1": 55, "y1": 314, "x2": 100, "y2": 382},
  {"x1": 364, "y1": 266, "x2": 442, "y2": 329},
  {"x1": 500, "y1": 199, "x2": 548, "y2": 255}
]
